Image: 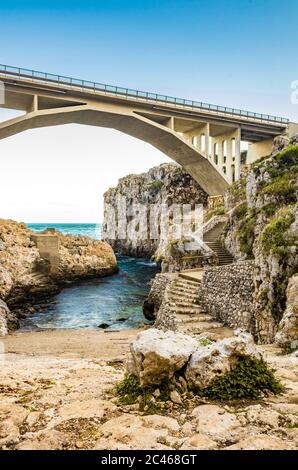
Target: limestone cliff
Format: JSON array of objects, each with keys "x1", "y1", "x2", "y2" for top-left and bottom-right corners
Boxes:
[
  {"x1": 223, "y1": 140, "x2": 298, "y2": 343},
  {"x1": 0, "y1": 220, "x2": 118, "y2": 335},
  {"x1": 102, "y1": 163, "x2": 208, "y2": 271}
]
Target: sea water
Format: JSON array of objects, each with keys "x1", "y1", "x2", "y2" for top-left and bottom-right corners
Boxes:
[{"x1": 20, "y1": 223, "x2": 158, "y2": 331}]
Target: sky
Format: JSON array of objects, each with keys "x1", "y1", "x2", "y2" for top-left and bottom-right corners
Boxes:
[{"x1": 0, "y1": 0, "x2": 297, "y2": 222}]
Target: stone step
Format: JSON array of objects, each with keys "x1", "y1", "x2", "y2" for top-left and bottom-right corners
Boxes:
[
  {"x1": 168, "y1": 296, "x2": 200, "y2": 306},
  {"x1": 175, "y1": 280, "x2": 201, "y2": 289},
  {"x1": 183, "y1": 321, "x2": 224, "y2": 331},
  {"x1": 171, "y1": 289, "x2": 199, "y2": 297},
  {"x1": 168, "y1": 289, "x2": 198, "y2": 298},
  {"x1": 172, "y1": 307, "x2": 207, "y2": 315},
  {"x1": 168, "y1": 294, "x2": 198, "y2": 303},
  {"x1": 169, "y1": 303, "x2": 202, "y2": 312},
  {"x1": 177, "y1": 278, "x2": 201, "y2": 286},
  {"x1": 176, "y1": 314, "x2": 214, "y2": 323},
  {"x1": 177, "y1": 276, "x2": 202, "y2": 282},
  {"x1": 173, "y1": 282, "x2": 199, "y2": 292},
  {"x1": 173, "y1": 281, "x2": 201, "y2": 292}
]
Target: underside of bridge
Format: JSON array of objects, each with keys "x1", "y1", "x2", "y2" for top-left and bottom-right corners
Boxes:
[{"x1": 0, "y1": 67, "x2": 291, "y2": 196}]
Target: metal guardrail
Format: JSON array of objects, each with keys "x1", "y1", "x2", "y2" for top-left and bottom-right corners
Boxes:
[{"x1": 0, "y1": 64, "x2": 289, "y2": 125}]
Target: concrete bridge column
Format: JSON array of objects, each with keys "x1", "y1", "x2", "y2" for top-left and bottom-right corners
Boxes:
[
  {"x1": 27, "y1": 95, "x2": 39, "y2": 113},
  {"x1": 184, "y1": 122, "x2": 209, "y2": 156},
  {"x1": 210, "y1": 127, "x2": 241, "y2": 184}
]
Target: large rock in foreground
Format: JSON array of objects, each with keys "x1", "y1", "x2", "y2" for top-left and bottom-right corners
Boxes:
[
  {"x1": 185, "y1": 332, "x2": 260, "y2": 389},
  {"x1": 128, "y1": 328, "x2": 197, "y2": 387}
]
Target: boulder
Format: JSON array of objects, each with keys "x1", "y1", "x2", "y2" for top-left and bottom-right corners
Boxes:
[
  {"x1": 0, "y1": 299, "x2": 19, "y2": 336},
  {"x1": 185, "y1": 331, "x2": 260, "y2": 389},
  {"x1": 275, "y1": 275, "x2": 298, "y2": 347},
  {"x1": 128, "y1": 328, "x2": 197, "y2": 387},
  {"x1": 191, "y1": 404, "x2": 242, "y2": 443}
]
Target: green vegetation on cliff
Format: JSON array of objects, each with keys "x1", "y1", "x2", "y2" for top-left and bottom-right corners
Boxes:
[
  {"x1": 224, "y1": 143, "x2": 298, "y2": 340},
  {"x1": 229, "y1": 177, "x2": 246, "y2": 203},
  {"x1": 260, "y1": 207, "x2": 296, "y2": 256},
  {"x1": 204, "y1": 205, "x2": 225, "y2": 222},
  {"x1": 237, "y1": 211, "x2": 257, "y2": 258},
  {"x1": 230, "y1": 144, "x2": 298, "y2": 260}
]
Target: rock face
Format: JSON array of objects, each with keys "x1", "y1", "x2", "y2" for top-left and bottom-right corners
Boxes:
[
  {"x1": 128, "y1": 328, "x2": 197, "y2": 387},
  {"x1": 222, "y1": 142, "x2": 298, "y2": 343},
  {"x1": 142, "y1": 273, "x2": 172, "y2": 321},
  {"x1": 142, "y1": 273, "x2": 177, "y2": 331},
  {"x1": 185, "y1": 332, "x2": 259, "y2": 389},
  {"x1": 0, "y1": 300, "x2": 19, "y2": 336},
  {"x1": 0, "y1": 219, "x2": 117, "y2": 333},
  {"x1": 55, "y1": 231, "x2": 117, "y2": 281},
  {"x1": 275, "y1": 274, "x2": 298, "y2": 346},
  {"x1": 102, "y1": 163, "x2": 208, "y2": 272}
]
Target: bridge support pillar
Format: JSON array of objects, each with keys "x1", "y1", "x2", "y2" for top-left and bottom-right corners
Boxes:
[
  {"x1": 184, "y1": 122, "x2": 210, "y2": 156},
  {"x1": 27, "y1": 95, "x2": 39, "y2": 113},
  {"x1": 209, "y1": 127, "x2": 241, "y2": 184}
]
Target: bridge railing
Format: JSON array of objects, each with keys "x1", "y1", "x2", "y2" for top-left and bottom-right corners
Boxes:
[{"x1": 0, "y1": 64, "x2": 289, "y2": 125}]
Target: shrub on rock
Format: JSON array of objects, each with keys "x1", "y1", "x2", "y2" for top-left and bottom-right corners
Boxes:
[
  {"x1": 185, "y1": 331, "x2": 260, "y2": 389},
  {"x1": 201, "y1": 356, "x2": 284, "y2": 400}
]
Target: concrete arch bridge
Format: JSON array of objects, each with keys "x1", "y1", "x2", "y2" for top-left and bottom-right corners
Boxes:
[{"x1": 0, "y1": 64, "x2": 294, "y2": 196}]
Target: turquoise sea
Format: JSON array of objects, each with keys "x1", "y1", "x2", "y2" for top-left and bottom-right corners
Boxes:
[
  {"x1": 27, "y1": 222, "x2": 102, "y2": 240},
  {"x1": 21, "y1": 223, "x2": 158, "y2": 331}
]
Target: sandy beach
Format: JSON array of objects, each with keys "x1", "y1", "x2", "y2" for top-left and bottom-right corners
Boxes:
[{"x1": 2, "y1": 328, "x2": 140, "y2": 360}]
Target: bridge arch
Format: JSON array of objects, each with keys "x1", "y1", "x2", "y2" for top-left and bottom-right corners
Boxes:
[{"x1": 0, "y1": 64, "x2": 290, "y2": 196}]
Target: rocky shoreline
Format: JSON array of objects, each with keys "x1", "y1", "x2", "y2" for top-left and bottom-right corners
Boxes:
[
  {"x1": 0, "y1": 220, "x2": 118, "y2": 335},
  {"x1": 0, "y1": 139, "x2": 297, "y2": 451},
  {"x1": 0, "y1": 326, "x2": 297, "y2": 450}
]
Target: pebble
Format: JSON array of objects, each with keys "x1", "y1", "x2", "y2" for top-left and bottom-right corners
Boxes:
[{"x1": 170, "y1": 390, "x2": 182, "y2": 405}]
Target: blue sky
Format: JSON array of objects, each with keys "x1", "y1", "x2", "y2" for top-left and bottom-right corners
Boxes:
[
  {"x1": 0, "y1": 0, "x2": 297, "y2": 222},
  {"x1": 1, "y1": 0, "x2": 297, "y2": 118}
]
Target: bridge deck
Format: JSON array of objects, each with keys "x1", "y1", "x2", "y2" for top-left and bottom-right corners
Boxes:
[{"x1": 0, "y1": 64, "x2": 289, "y2": 129}]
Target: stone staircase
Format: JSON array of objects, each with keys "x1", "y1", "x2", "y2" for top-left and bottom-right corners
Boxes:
[
  {"x1": 166, "y1": 274, "x2": 233, "y2": 340},
  {"x1": 204, "y1": 221, "x2": 234, "y2": 266}
]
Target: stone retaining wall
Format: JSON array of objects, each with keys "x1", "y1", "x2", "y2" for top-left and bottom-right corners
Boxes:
[{"x1": 200, "y1": 261, "x2": 255, "y2": 332}]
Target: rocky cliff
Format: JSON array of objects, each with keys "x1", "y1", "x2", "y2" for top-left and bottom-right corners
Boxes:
[
  {"x1": 102, "y1": 163, "x2": 208, "y2": 271},
  {"x1": 223, "y1": 140, "x2": 298, "y2": 344},
  {"x1": 0, "y1": 220, "x2": 118, "y2": 335}
]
